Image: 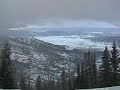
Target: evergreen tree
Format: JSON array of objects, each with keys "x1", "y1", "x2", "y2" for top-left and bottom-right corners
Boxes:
[
  {"x1": 68, "y1": 75, "x2": 73, "y2": 90},
  {"x1": 89, "y1": 54, "x2": 97, "y2": 88},
  {"x1": 83, "y1": 52, "x2": 88, "y2": 88},
  {"x1": 80, "y1": 62, "x2": 85, "y2": 89},
  {"x1": 111, "y1": 40, "x2": 119, "y2": 86},
  {"x1": 1, "y1": 42, "x2": 17, "y2": 89},
  {"x1": 84, "y1": 51, "x2": 97, "y2": 88},
  {"x1": 100, "y1": 46, "x2": 111, "y2": 87},
  {"x1": 76, "y1": 63, "x2": 81, "y2": 89},
  {"x1": 51, "y1": 79, "x2": 55, "y2": 90},
  {"x1": 86, "y1": 50, "x2": 93, "y2": 88},
  {"x1": 73, "y1": 76, "x2": 77, "y2": 89},
  {"x1": 84, "y1": 67, "x2": 88, "y2": 88},
  {"x1": 35, "y1": 75, "x2": 42, "y2": 90},
  {"x1": 42, "y1": 82, "x2": 48, "y2": 90},
  {"x1": 0, "y1": 65, "x2": 2, "y2": 88},
  {"x1": 27, "y1": 75, "x2": 32, "y2": 90},
  {"x1": 55, "y1": 79, "x2": 61, "y2": 90},
  {"x1": 27, "y1": 58, "x2": 33, "y2": 90},
  {"x1": 90, "y1": 55, "x2": 94, "y2": 88},
  {"x1": 92, "y1": 54, "x2": 97, "y2": 87},
  {"x1": 20, "y1": 74, "x2": 27, "y2": 90},
  {"x1": 48, "y1": 78, "x2": 51, "y2": 90},
  {"x1": 61, "y1": 68, "x2": 67, "y2": 90}
]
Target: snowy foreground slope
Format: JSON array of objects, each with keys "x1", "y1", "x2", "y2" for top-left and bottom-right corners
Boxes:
[
  {"x1": 75, "y1": 86, "x2": 120, "y2": 90},
  {"x1": 9, "y1": 37, "x2": 89, "y2": 83}
]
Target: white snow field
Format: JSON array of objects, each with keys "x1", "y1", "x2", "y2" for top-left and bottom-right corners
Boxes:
[{"x1": 75, "y1": 86, "x2": 120, "y2": 90}]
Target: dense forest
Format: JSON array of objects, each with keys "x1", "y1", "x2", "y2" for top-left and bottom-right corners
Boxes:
[{"x1": 0, "y1": 40, "x2": 120, "y2": 90}]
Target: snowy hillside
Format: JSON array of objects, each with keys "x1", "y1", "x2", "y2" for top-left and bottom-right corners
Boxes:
[
  {"x1": 8, "y1": 33, "x2": 120, "y2": 83},
  {"x1": 9, "y1": 37, "x2": 85, "y2": 83}
]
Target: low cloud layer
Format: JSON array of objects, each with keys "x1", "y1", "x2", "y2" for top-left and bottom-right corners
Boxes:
[{"x1": 8, "y1": 20, "x2": 118, "y2": 31}]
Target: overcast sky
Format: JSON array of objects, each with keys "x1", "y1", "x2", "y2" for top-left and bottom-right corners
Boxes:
[{"x1": 0, "y1": 0, "x2": 120, "y2": 28}]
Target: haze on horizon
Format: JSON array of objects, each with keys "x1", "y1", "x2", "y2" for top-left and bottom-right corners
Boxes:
[{"x1": 0, "y1": 0, "x2": 120, "y2": 29}]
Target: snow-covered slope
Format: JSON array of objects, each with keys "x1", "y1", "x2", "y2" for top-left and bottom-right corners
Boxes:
[{"x1": 9, "y1": 37, "x2": 85, "y2": 83}]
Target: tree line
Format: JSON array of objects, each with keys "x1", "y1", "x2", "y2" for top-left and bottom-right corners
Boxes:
[{"x1": 0, "y1": 41, "x2": 120, "y2": 90}]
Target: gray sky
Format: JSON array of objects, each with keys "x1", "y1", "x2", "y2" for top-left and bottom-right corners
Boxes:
[{"x1": 0, "y1": 0, "x2": 120, "y2": 28}]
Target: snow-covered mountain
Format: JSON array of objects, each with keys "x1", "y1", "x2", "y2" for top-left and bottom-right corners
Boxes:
[
  {"x1": 7, "y1": 32, "x2": 120, "y2": 84},
  {"x1": 9, "y1": 34, "x2": 120, "y2": 84},
  {"x1": 9, "y1": 37, "x2": 87, "y2": 83}
]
